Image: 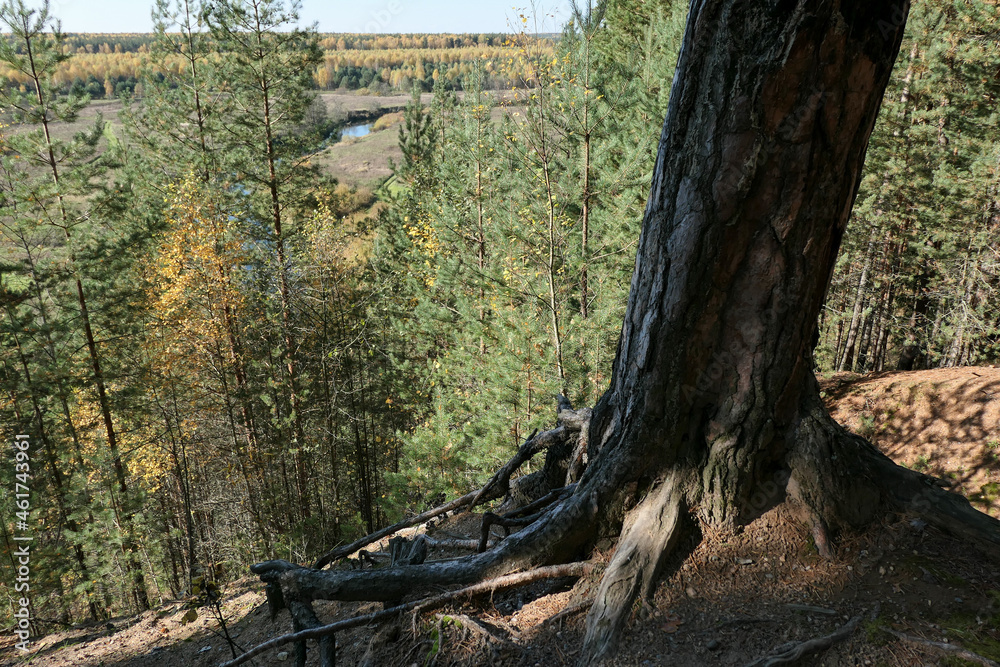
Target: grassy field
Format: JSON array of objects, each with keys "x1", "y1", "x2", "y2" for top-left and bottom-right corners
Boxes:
[
  {"x1": 311, "y1": 123, "x2": 402, "y2": 192},
  {"x1": 2, "y1": 97, "x2": 125, "y2": 143},
  {"x1": 13, "y1": 91, "x2": 517, "y2": 193},
  {"x1": 317, "y1": 90, "x2": 435, "y2": 117},
  {"x1": 310, "y1": 92, "x2": 417, "y2": 191},
  {"x1": 313, "y1": 91, "x2": 516, "y2": 192}
]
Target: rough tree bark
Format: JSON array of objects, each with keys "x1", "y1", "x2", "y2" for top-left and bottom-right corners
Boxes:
[{"x1": 249, "y1": 1, "x2": 1000, "y2": 665}]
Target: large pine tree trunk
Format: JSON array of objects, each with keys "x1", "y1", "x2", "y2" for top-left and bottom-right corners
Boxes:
[
  {"x1": 578, "y1": 0, "x2": 1000, "y2": 658},
  {"x1": 248, "y1": 2, "x2": 1000, "y2": 665},
  {"x1": 589, "y1": 0, "x2": 910, "y2": 528}
]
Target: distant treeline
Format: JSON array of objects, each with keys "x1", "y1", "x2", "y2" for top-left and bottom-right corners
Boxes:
[
  {"x1": 48, "y1": 32, "x2": 516, "y2": 54},
  {"x1": 0, "y1": 32, "x2": 551, "y2": 96}
]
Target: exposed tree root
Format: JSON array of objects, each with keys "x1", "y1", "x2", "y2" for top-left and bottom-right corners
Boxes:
[
  {"x1": 479, "y1": 511, "x2": 546, "y2": 552},
  {"x1": 477, "y1": 487, "x2": 575, "y2": 553},
  {"x1": 789, "y1": 390, "x2": 1000, "y2": 559},
  {"x1": 425, "y1": 536, "x2": 483, "y2": 552},
  {"x1": 246, "y1": 389, "x2": 1000, "y2": 667},
  {"x1": 742, "y1": 614, "x2": 862, "y2": 667},
  {"x1": 506, "y1": 484, "x2": 576, "y2": 520},
  {"x1": 436, "y1": 613, "x2": 519, "y2": 649},
  {"x1": 474, "y1": 406, "x2": 590, "y2": 512},
  {"x1": 543, "y1": 598, "x2": 595, "y2": 627},
  {"x1": 783, "y1": 603, "x2": 838, "y2": 616},
  {"x1": 468, "y1": 429, "x2": 542, "y2": 510},
  {"x1": 286, "y1": 598, "x2": 335, "y2": 667},
  {"x1": 580, "y1": 473, "x2": 687, "y2": 666},
  {"x1": 885, "y1": 628, "x2": 1000, "y2": 667},
  {"x1": 247, "y1": 394, "x2": 1000, "y2": 667},
  {"x1": 389, "y1": 534, "x2": 430, "y2": 567},
  {"x1": 254, "y1": 493, "x2": 596, "y2": 605},
  {"x1": 220, "y1": 562, "x2": 592, "y2": 667}
]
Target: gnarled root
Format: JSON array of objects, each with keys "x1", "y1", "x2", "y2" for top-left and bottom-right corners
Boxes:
[
  {"x1": 313, "y1": 410, "x2": 589, "y2": 571},
  {"x1": 478, "y1": 485, "x2": 575, "y2": 552},
  {"x1": 743, "y1": 614, "x2": 862, "y2": 667},
  {"x1": 580, "y1": 473, "x2": 687, "y2": 666},
  {"x1": 246, "y1": 389, "x2": 1000, "y2": 667},
  {"x1": 788, "y1": 389, "x2": 1000, "y2": 560}
]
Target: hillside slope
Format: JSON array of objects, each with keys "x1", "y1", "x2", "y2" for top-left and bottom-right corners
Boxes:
[
  {"x1": 3, "y1": 367, "x2": 999, "y2": 666},
  {"x1": 821, "y1": 367, "x2": 1000, "y2": 518}
]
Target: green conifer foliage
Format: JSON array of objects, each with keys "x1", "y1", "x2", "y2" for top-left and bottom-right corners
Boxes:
[
  {"x1": 818, "y1": 0, "x2": 1000, "y2": 371},
  {"x1": 373, "y1": 4, "x2": 690, "y2": 504},
  {"x1": 0, "y1": 0, "x2": 151, "y2": 615},
  {"x1": 126, "y1": 0, "x2": 225, "y2": 184},
  {"x1": 204, "y1": 0, "x2": 324, "y2": 525}
]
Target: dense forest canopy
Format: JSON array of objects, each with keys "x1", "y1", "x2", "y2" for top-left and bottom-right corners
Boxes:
[
  {"x1": 0, "y1": 0, "x2": 997, "y2": 639},
  {"x1": 0, "y1": 30, "x2": 554, "y2": 97}
]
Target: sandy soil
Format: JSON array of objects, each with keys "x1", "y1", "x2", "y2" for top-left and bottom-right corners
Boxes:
[
  {"x1": 821, "y1": 367, "x2": 1000, "y2": 517},
  {"x1": 3, "y1": 368, "x2": 998, "y2": 666}
]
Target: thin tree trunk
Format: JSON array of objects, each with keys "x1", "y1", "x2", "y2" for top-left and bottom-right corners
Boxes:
[
  {"x1": 249, "y1": 0, "x2": 310, "y2": 523},
  {"x1": 3, "y1": 322, "x2": 100, "y2": 621},
  {"x1": 24, "y1": 30, "x2": 149, "y2": 612},
  {"x1": 838, "y1": 237, "x2": 875, "y2": 371},
  {"x1": 579, "y1": 24, "x2": 593, "y2": 320}
]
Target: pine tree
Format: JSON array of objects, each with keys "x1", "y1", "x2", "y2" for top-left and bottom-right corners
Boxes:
[
  {"x1": 396, "y1": 86, "x2": 437, "y2": 187},
  {"x1": 126, "y1": 0, "x2": 224, "y2": 183},
  {"x1": 0, "y1": 0, "x2": 150, "y2": 611},
  {"x1": 372, "y1": 4, "x2": 692, "y2": 502},
  {"x1": 817, "y1": 0, "x2": 1000, "y2": 371},
  {"x1": 204, "y1": 0, "x2": 323, "y2": 524}
]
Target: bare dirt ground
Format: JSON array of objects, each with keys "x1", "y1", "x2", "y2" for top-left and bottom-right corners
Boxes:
[
  {"x1": 3, "y1": 367, "x2": 999, "y2": 667},
  {"x1": 822, "y1": 367, "x2": 1000, "y2": 518}
]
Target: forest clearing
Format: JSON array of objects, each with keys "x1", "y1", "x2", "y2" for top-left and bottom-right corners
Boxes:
[{"x1": 2, "y1": 0, "x2": 999, "y2": 665}]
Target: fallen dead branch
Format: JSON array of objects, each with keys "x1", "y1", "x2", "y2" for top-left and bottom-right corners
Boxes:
[
  {"x1": 425, "y1": 536, "x2": 482, "y2": 551},
  {"x1": 885, "y1": 628, "x2": 1000, "y2": 667},
  {"x1": 783, "y1": 603, "x2": 839, "y2": 616},
  {"x1": 312, "y1": 488, "x2": 483, "y2": 570},
  {"x1": 411, "y1": 562, "x2": 594, "y2": 615},
  {"x1": 743, "y1": 614, "x2": 862, "y2": 667},
  {"x1": 219, "y1": 562, "x2": 593, "y2": 667},
  {"x1": 312, "y1": 426, "x2": 573, "y2": 570}
]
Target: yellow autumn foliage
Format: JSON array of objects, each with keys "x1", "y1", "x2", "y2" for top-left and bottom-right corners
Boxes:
[{"x1": 149, "y1": 174, "x2": 247, "y2": 355}]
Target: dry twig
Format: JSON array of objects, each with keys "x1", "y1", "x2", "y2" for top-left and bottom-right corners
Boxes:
[
  {"x1": 885, "y1": 628, "x2": 1000, "y2": 667},
  {"x1": 743, "y1": 614, "x2": 862, "y2": 667},
  {"x1": 218, "y1": 562, "x2": 593, "y2": 667}
]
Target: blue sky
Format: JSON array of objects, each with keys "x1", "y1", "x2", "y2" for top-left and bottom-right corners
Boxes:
[{"x1": 45, "y1": 0, "x2": 572, "y2": 34}]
